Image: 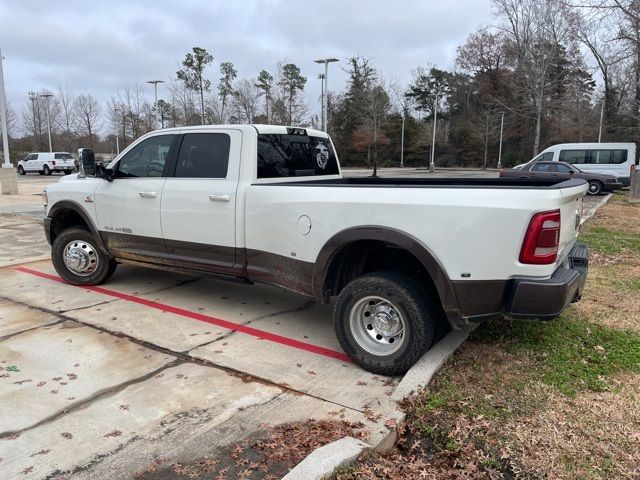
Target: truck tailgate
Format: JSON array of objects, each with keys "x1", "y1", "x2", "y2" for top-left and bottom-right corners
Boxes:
[{"x1": 557, "y1": 183, "x2": 587, "y2": 263}]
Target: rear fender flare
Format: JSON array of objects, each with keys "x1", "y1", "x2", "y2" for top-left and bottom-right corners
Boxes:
[{"x1": 311, "y1": 226, "x2": 461, "y2": 322}]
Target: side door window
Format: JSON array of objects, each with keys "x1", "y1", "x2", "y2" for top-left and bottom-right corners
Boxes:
[
  {"x1": 530, "y1": 163, "x2": 553, "y2": 175},
  {"x1": 589, "y1": 150, "x2": 612, "y2": 164},
  {"x1": 115, "y1": 135, "x2": 174, "y2": 178},
  {"x1": 553, "y1": 163, "x2": 573, "y2": 176},
  {"x1": 174, "y1": 133, "x2": 230, "y2": 178},
  {"x1": 559, "y1": 150, "x2": 587, "y2": 164}
]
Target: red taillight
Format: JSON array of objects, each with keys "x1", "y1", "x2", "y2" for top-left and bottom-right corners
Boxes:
[
  {"x1": 499, "y1": 169, "x2": 504, "y2": 177},
  {"x1": 51, "y1": 160, "x2": 56, "y2": 166},
  {"x1": 519, "y1": 210, "x2": 561, "y2": 265}
]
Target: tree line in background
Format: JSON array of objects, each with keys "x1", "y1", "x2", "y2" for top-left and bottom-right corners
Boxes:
[{"x1": 3, "y1": 0, "x2": 640, "y2": 168}]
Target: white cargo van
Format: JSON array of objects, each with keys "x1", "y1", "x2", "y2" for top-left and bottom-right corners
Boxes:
[{"x1": 529, "y1": 143, "x2": 637, "y2": 187}]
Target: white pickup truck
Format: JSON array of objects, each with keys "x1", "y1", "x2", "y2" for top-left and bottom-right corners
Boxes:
[
  {"x1": 18, "y1": 152, "x2": 77, "y2": 175},
  {"x1": 43, "y1": 125, "x2": 589, "y2": 375}
]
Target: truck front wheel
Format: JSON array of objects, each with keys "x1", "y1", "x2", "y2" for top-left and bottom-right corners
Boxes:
[
  {"x1": 334, "y1": 271, "x2": 436, "y2": 376},
  {"x1": 52, "y1": 227, "x2": 117, "y2": 286}
]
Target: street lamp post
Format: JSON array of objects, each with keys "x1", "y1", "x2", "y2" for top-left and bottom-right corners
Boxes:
[
  {"x1": 39, "y1": 92, "x2": 54, "y2": 153},
  {"x1": 598, "y1": 97, "x2": 605, "y2": 143},
  {"x1": 28, "y1": 91, "x2": 37, "y2": 150},
  {"x1": 317, "y1": 73, "x2": 325, "y2": 130},
  {"x1": 497, "y1": 112, "x2": 504, "y2": 169},
  {"x1": 146, "y1": 80, "x2": 164, "y2": 130},
  {"x1": 429, "y1": 92, "x2": 438, "y2": 173},
  {"x1": 0, "y1": 48, "x2": 18, "y2": 195},
  {"x1": 314, "y1": 58, "x2": 339, "y2": 132},
  {"x1": 0, "y1": 49, "x2": 11, "y2": 168},
  {"x1": 400, "y1": 114, "x2": 405, "y2": 168}
]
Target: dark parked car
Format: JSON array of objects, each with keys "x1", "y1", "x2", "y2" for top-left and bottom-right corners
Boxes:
[{"x1": 500, "y1": 160, "x2": 623, "y2": 195}]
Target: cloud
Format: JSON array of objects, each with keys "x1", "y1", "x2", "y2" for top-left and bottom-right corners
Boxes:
[{"x1": 0, "y1": 0, "x2": 492, "y2": 128}]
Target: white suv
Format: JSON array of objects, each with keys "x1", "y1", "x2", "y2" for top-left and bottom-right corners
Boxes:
[{"x1": 18, "y1": 152, "x2": 77, "y2": 176}]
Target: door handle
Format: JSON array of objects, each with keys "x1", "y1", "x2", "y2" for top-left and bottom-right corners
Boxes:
[
  {"x1": 139, "y1": 191, "x2": 157, "y2": 198},
  {"x1": 209, "y1": 194, "x2": 231, "y2": 202}
]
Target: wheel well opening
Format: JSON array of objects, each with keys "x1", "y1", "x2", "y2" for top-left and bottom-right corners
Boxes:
[
  {"x1": 322, "y1": 240, "x2": 441, "y2": 305},
  {"x1": 51, "y1": 209, "x2": 89, "y2": 243}
]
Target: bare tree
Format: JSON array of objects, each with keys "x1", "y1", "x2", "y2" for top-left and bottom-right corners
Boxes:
[
  {"x1": 469, "y1": 107, "x2": 500, "y2": 168},
  {"x1": 56, "y1": 83, "x2": 78, "y2": 152},
  {"x1": 494, "y1": 0, "x2": 577, "y2": 154},
  {"x1": 231, "y1": 78, "x2": 260, "y2": 123},
  {"x1": 21, "y1": 93, "x2": 48, "y2": 150},
  {"x1": 75, "y1": 94, "x2": 101, "y2": 147}
]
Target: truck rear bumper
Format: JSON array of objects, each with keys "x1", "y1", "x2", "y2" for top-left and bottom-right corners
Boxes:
[{"x1": 504, "y1": 242, "x2": 588, "y2": 320}]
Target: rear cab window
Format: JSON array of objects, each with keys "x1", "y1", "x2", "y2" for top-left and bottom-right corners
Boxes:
[
  {"x1": 257, "y1": 132, "x2": 339, "y2": 179},
  {"x1": 54, "y1": 153, "x2": 73, "y2": 160}
]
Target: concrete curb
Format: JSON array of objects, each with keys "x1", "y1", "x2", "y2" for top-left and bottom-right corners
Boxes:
[
  {"x1": 581, "y1": 193, "x2": 612, "y2": 225},
  {"x1": 282, "y1": 326, "x2": 475, "y2": 479},
  {"x1": 282, "y1": 436, "x2": 370, "y2": 480},
  {"x1": 392, "y1": 325, "x2": 476, "y2": 402}
]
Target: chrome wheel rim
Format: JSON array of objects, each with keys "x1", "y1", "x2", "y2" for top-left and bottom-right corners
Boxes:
[
  {"x1": 63, "y1": 239, "x2": 99, "y2": 276},
  {"x1": 588, "y1": 183, "x2": 599, "y2": 194},
  {"x1": 349, "y1": 296, "x2": 406, "y2": 356}
]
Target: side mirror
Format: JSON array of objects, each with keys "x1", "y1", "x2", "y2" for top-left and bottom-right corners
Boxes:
[{"x1": 79, "y1": 148, "x2": 96, "y2": 176}]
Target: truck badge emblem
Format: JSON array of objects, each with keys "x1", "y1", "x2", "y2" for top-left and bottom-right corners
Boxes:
[
  {"x1": 315, "y1": 143, "x2": 329, "y2": 169},
  {"x1": 84, "y1": 195, "x2": 93, "y2": 203}
]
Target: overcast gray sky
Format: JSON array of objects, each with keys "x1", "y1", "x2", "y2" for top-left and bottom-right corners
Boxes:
[{"x1": 0, "y1": 0, "x2": 493, "y2": 127}]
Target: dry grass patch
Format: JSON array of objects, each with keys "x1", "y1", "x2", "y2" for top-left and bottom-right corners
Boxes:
[
  {"x1": 507, "y1": 372, "x2": 640, "y2": 479},
  {"x1": 588, "y1": 192, "x2": 640, "y2": 236}
]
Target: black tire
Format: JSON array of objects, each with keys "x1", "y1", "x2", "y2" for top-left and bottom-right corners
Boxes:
[
  {"x1": 51, "y1": 227, "x2": 117, "y2": 286},
  {"x1": 64, "y1": 169, "x2": 71, "y2": 175},
  {"x1": 38, "y1": 170, "x2": 44, "y2": 175},
  {"x1": 334, "y1": 271, "x2": 438, "y2": 376},
  {"x1": 43, "y1": 165, "x2": 51, "y2": 176},
  {"x1": 18, "y1": 166, "x2": 25, "y2": 175},
  {"x1": 587, "y1": 180, "x2": 602, "y2": 195}
]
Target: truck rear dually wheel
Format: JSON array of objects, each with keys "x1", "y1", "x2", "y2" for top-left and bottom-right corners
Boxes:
[
  {"x1": 334, "y1": 271, "x2": 436, "y2": 376},
  {"x1": 52, "y1": 227, "x2": 117, "y2": 285}
]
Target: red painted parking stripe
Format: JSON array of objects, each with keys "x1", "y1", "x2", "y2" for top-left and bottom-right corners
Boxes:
[{"x1": 15, "y1": 267, "x2": 352, "y2": 363}]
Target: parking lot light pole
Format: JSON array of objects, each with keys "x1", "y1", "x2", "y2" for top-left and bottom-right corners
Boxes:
[
  {"x1": 146, "y1": 80, "x2": 164, "y2": 130},
  {"x1": 314, "y1": 58, "x2": 339, "y2": 132},
  {"x1": 0, "y1": 48, "x2": 18, "y2": 195},
  {"x1": 317, "y1": 73, "x2": 325, "y2": 130},
  {"x1": 497, "y1": 112, "x2": 504, "y2": 169},
  {"x1": 429, "y1": 92, "x2": 438, "y2": 173},
  {"x1": 28, "y1": 91, "x2": 37, "y2": 150},
  {"x1": 39, "y1": 92, "x2": 54, "y2": 152},
  {"x1": 598, "y1": 98, "x2": 605, "y2": 143},
  {"x1": 400, "y1": 114, "x2": 405, "y2": 168}
]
